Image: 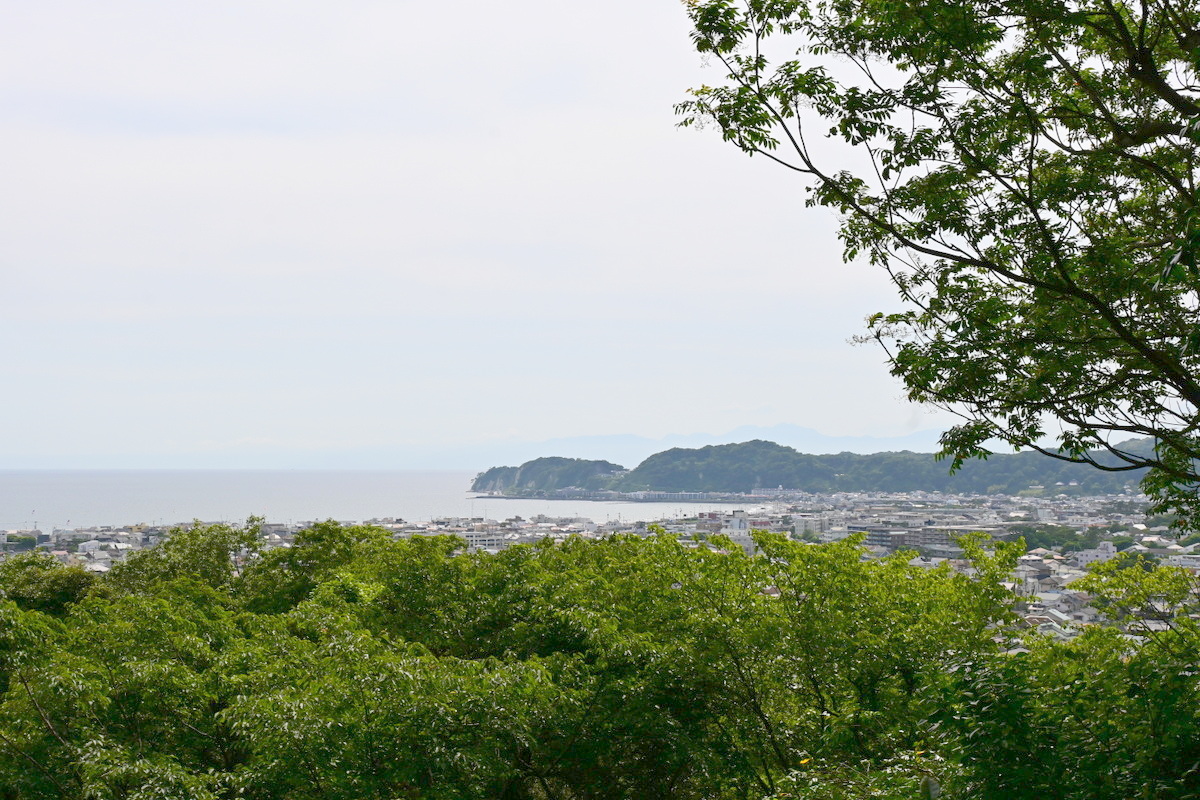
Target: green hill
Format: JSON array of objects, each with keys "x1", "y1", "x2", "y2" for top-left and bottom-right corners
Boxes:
[
  {"x1": 472, "y1": 457, "x2": 626, "y2": 494},
  {"x1": 476, "y1": 440, "x2": 1147, "y2": 495}
]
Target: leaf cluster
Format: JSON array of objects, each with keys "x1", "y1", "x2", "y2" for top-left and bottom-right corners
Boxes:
[
  {"x1": 1, "y1": 521, "x2": 1196, "y2": 798},
  {"x1": 679, "y1": 0, "x2": 1200, "y2": 527}
]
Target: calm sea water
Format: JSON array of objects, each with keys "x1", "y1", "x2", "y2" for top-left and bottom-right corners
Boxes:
[{"x1": 0, "y1": 470, "x2": 740, "y2": 530}]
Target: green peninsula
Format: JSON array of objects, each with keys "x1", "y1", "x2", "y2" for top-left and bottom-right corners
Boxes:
[
  {"x1": 471, "y1": 457, "x2": 626, "y2": 494},
  {"x1": 474, "y1": 439, "x2": 1146, "y2": 496}
]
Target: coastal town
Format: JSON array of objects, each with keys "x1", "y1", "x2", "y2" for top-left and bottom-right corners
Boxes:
[{"x1": 3, "y1": 488, "x2": 1196, "y2": 646}]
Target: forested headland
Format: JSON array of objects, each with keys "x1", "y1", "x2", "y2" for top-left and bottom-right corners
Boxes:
[
  {"x1": 2, "y1": 520, "x2": 1197, "y2": 799},
  {"x1": 473, "y1": 440, "x2": 1147, "y2": 496},
  {"x1": 471, "y1": 457, "x2": 626, "y2": 494}
]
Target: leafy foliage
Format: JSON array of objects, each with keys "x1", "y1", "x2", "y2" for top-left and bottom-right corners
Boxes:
[
  {"x1": 678, "y1": 0, "x2": 1200, "y2": 526},
  {"x1": 1, "y1": 521, "x2": 1197, "y2": 798},
  {"x1": 0, "y1": 553, "x2": 95, "y2": 617}
]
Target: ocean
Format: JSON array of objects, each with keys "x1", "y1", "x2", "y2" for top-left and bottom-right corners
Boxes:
[{"x1": 0, "y1": 470, "x2": 741, "y2": 530}]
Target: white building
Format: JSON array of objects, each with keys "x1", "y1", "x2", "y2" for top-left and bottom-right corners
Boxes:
[{"x1": 1071, "y1": 541, "x2": 1118, "y2": 568}]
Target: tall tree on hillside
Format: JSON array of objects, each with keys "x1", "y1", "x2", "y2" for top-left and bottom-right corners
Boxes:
[{"x1": 678, "y1": 0, "x2": 1200, "y2": 523}]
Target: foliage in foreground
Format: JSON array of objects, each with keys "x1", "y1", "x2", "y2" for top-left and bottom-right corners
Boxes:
[
  {"x1": 0, "y1": 521, "x2": 1198, "y2": 799},
  {"x1": 679, "y1": 0, "x2": 1200, "y2": 526}
]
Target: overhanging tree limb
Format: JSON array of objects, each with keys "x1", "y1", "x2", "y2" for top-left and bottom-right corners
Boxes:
[{"x1": 681, "y1": 0, "x2": 1200, "y2": 524}]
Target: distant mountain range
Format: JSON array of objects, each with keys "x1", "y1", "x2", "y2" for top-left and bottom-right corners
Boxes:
[{"x1": 472, "y1": 439, "x2": 1149, "y2": 496}]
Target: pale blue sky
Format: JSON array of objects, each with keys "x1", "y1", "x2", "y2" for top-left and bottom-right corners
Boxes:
[{"x1": 0, "y1": 0, "x2": 956, "y2": 468}]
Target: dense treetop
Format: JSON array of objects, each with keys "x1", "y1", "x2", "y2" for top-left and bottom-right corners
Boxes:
[
  {"x1": 679, "y1": 0, "x2": 1200, "y2": 525},
  {"x1": 2, "y1": 519, "x2": 1198, "y2": 798}
]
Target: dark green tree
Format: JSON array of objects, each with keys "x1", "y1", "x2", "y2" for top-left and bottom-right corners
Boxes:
[
  {"x1": 10, "y1": 523, "x2": 1198, "y2": 799},
  {"x1": 944, "y1": 558, "x2": 1200, "y2": 799},
  {"x1": 678, "y1": 0, "x2": 1200, "y2": 525},
  {"x1": 106, "y1": 519, "x2": 260, "y2": 596},
  {"x1": 0, "y1": 553, "x2": 95, "y2": 617}
]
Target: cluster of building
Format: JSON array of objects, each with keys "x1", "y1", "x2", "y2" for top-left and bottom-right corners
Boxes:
[{"x1": 2, "y1": 490, "x2": 1196, "y2": 642}]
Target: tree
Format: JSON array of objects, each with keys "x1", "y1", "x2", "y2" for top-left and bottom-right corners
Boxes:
[
  {"x1": 678, "y1": 0, "x2": 1200, "y2": 525},
  {"x1": 236, "y1": 520, "x2": 396, "y2": 614},
  {"x1": 944, "y1": 559, "x2": 1200, "y2": 799},
  {"x1": 107, "y1": 518, "x2": 260, "y2": 596},
  {"x1": 0, "y1": 552, "x2": 95, "y2": 617},
  {"x1": 29, "y1": 523, "x2": 1200, "y2": 799}
]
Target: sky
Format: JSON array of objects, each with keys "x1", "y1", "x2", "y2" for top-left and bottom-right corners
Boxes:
[{"x1": 0, "y1": 0, "x2": 960, "y2": 469}]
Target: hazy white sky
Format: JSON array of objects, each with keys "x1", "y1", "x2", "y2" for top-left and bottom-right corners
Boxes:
[{"x1": 0, "y1": 0, "x2": 957, "y2": 467}]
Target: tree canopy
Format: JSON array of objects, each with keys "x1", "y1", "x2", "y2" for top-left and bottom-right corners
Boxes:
[
  {"x1": 678, "y1": 0, "x2": 1200, "y2": 526},
  {"x1": 2, "y1": 521, "x2": 1199, "y2": 798}
]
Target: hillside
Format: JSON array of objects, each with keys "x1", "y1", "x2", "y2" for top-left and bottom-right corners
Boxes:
[
  {"x1": 476, "y1": 440, "x2": 1147, "y2": 495},
  {"x1": 471, "y1": 456, "x2": 626, "y2": 493}
]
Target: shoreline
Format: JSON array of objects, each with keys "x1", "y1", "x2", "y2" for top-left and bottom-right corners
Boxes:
[{"x1": 472, "y1": 493, "x2": 770, "y2": 504}]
